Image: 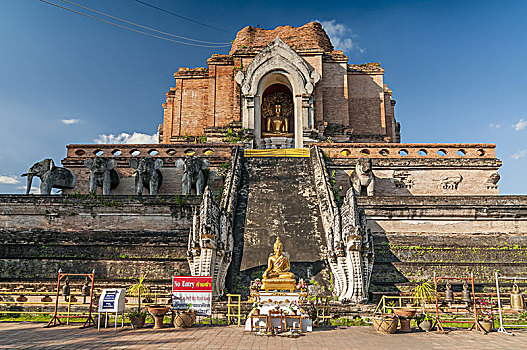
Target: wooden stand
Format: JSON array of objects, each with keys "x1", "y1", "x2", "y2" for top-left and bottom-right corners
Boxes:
[
  {"x1": 45, "y1": 271, "x2": 95, "y2": 328},
  {"x1": 434, "y1": 273, "x2": 486, "y2": 334}
]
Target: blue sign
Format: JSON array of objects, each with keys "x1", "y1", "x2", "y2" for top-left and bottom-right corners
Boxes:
[{"x1": 102, "y1": 291, "x2": 116, "y2": 310}]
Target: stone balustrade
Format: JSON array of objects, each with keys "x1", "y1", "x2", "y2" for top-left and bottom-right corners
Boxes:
[
  {"x1": 65, "y1": 143, "x2": 234, "y2": 160},
  {"x1": 311, "y1": 143, "x2": 496, "y2": 159}
]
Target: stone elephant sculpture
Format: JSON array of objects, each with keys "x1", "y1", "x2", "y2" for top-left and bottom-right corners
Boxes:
[
  {"x1": 175, "y1": 156, "x2": 209, "y2": 195},
  {"x1": 129, "y1": 157, "x2": 163, "y2": 195},
  {"x1": 350, "y1": 158, "x2": 375, "y2": 196},
  {"x1": 22, "y1": 158, "x2": 76, "y2": 195},
  {"x1": 84, "y1": 157, "x2": 120, "y2": 195}
]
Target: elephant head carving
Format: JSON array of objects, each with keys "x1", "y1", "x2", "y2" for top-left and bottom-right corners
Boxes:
[
  {"x1": 129, "y1": 157, "x2": 163, "y2": 195},
  {"x1": 175, "y1": 156, "x2": 209, "y2": 195},
  {"x1": 84, "y1": 157, "x2": 120, "y2": 195},
  {"x1": 22, "y1": 158, "x2": 76, "y2": 195}
]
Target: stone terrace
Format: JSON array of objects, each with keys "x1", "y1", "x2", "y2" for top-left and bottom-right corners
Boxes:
[{"x1": 0, "y1": 323, "x2": 525, "y2": 349}]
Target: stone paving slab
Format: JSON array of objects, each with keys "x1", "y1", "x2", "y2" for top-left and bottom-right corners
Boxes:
[{"x1": 0, "y1": 323, "x2": 526, "y2": 349}]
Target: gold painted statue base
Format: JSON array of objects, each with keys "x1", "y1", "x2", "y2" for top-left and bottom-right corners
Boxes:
[{"x1": 261, "y1": 278, "x2": 296, "y2": 292}]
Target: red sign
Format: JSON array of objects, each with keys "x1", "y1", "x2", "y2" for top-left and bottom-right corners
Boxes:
[
  {"x1": 172, "y1": 276, "x2": 213, "y2": 292},
  {"x1": 172, "y1": 276, "x2": 212, "y2": 315}
]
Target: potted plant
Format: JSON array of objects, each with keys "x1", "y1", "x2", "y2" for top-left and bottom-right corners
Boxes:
[
  {"x1": 128, "y1": 309, "x2": 147, "y2": 329},
  {"x1": 251, "y1": 301, "x2": 262, "y2": 316},
  {"x1": 476, "y1": 297, "x2": 493, "y2": 333},
  {"x1": 415, "y1": 312, "x2": 434, "y2": 332},
  {"x1": 412, "y1": 280, "x2": 435, "y2": 311},
  {"x1": 127, "y1": 273, "x2": 150, "y2": 329}
]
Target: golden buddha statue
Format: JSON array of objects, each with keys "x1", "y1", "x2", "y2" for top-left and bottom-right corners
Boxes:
[
  {"x1": 261, "y1": 237, "x2": 296, "y2": 292},
  {"x1": 262, "y1": 103, "x2": 294, "y2": 138}
]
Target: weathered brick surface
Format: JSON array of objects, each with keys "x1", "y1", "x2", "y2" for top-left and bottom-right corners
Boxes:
[
  {"x1": 358, "y1": 196, "x2": 527, "y2": 291},
  {"x1": 160, "y1": 22, "x2": 397, "y2": 143},
  {"x1": 230, "y1": 22, "x2": 333, "y2": 55},
  {"x1": 226, "y1": 157, "x2": 329, "y2": 294},
  {"x1": 0, "y1": 195, "x2": 198, "y2": 281}
]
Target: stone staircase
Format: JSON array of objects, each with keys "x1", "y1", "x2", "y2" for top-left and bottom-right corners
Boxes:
[{"x1": 226, "y1": 156, "x2": 328, "y2": 292}]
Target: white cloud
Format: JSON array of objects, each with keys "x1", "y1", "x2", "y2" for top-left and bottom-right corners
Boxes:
[
  {"x1": 513, "y1": 119, "x2": 527, "y2": 131},
  {"x1": 94, "y1": 132, "x2": 159, "y2": 144},
  {"x1": 512, "y1": 149, "x2": 527, "y2": 159},
  {"x1": 16, "y1": 185, "x2": 40, "y2": 194},
  {"x1": 61, "y1": 118, "x2": 82, "y2": 125},
  {"x1": 0, "y1": 175, "x2": 20, "y2": 184},
  {"x1": 318, "y1": 19, "x2": 364, "y2": 53},
  {"x1": 489, "y1": 123, "x2": 501, "y2": 129}
]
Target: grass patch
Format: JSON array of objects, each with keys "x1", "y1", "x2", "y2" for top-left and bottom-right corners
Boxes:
[{"x1": 330, "y1": 317, "x2": 370, "y2": 326}]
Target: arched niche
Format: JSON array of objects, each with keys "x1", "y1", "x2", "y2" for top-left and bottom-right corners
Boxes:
[
  {"x1": 260, "y1": 83, "x2": 294, "y2": 140},
  {"x1": 236, "y1": 37, "x2": 320, "y2": 148}
]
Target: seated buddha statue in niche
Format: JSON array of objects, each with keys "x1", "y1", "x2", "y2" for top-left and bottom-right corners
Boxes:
[{"x1": 262, "y1": 103, "x2": 294, "y2": 138}]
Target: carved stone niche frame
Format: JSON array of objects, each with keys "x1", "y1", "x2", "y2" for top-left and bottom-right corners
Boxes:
[{"x1": 235, "y1": 37, "x2": 320, "y2": 148}]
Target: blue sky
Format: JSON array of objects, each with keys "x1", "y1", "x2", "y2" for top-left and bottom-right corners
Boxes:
[{"x1": 1, "y1": 0, "x2": 526, "y2": 194}]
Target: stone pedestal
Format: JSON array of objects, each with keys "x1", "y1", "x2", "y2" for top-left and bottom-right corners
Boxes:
[
  {"x1": 261, "y1": 137, "x2": 293, "y2": 149},
  {"x1": 261, "y1": 278, "x2": 296, "y2": 292}
]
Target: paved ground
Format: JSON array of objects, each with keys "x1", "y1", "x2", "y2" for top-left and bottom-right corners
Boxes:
[{"x1": 0, "y1": 322, "x2": 526, "y2": 350}]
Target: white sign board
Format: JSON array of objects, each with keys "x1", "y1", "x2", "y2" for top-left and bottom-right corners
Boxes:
[
  {"x1": 172, "y1": 276, "x2": 213, "y2": 316},
  {"x1": 98, "y1": 288, "x2": 126, "y2": 313}
]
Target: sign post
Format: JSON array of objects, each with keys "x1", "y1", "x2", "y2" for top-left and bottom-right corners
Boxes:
[
  {"x1": 172, "y1": 276, "x2": 213, "y2": 323},
  {"x1": 98, "y1": 288, "x2": 126, "y2": 331}
]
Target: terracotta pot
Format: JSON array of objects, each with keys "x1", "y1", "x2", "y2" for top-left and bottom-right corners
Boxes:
[
  {"x1": 147, "y1": 306, "x2": 170, "y2": 329},
  {"x1": 480, "y1": 320, "x2": 493, "y2": 333},
  {"x1": 130, "y1": 316, "x2": 145, "y2": 329},
  {"x1": 419, "y1": 320, "x2": 433, "y2": 332},
  {"x1": 393, "y1": 308, "x2": 417, "y2": 319},
  {"x1": 174, "y1": 311, "x2": 196, "y2": 328},
  {"x1": 147, "y1": 305, "x2": 170, "y2": 316},
  {"x1": 372, "y1": 315, "x2": 399, "y2": 334}
]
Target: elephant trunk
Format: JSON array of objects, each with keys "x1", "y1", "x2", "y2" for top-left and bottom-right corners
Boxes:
[{"x1": 25, "y1": 173, "x2": 34, "y2": 195}]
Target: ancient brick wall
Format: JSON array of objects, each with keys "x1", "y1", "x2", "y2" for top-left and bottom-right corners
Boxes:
[
  {"x1": 318, "y1": 62, "x2": 349, "y2": 126},
  {"x1": 347, "y1": 69, "x2": 386, "y2": 139},
  {"x1": 159, "y1": 23, "x2": 397, "y2": 144},
  {"x1": 359, "y1": 196, "x2": 527, "y2": 292},
  {"x1": 317, "y1": 143, "x2": 502, "y2": 196},
  {"x1": 0, "y1": 195, "x2": 199, "y2": 282}
]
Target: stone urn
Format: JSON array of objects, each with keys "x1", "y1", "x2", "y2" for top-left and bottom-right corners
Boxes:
[
  {"x1": 393, "y1": 308, "x2": 417, "y2": 333},
  {"x1": 173, "y1": 310, "x2": 196, "y2": 328},
  {"x1": 147, "y1": 305, "x2": 170, "y2": 329},
  {"x1": 393, "y1": 308, "x2": 417, "y2": 319}
]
